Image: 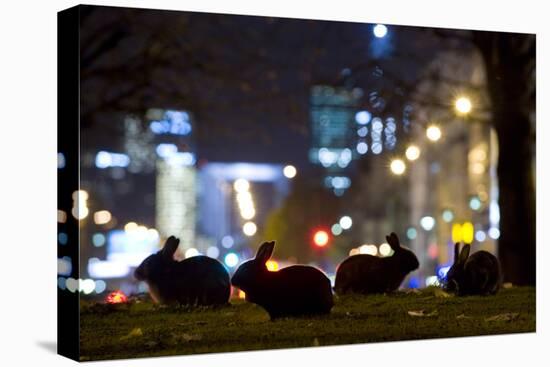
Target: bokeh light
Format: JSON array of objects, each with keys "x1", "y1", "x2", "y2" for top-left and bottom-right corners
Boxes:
[
  {"x1": 283, "y1": 165, "x2": 297, "y2": 178},
  {"x1": 426, "y1": 125, "x2": 442, "y2": 142},
  {"x1": 390, "y1": 159, "x2": 406, "y2": 175},
  {"x1": 243, "y1": 222, "x2": 257, "y2": 236},
  {"x1": 405, "y1": 145, "x2": 420, "y2": 161},
  {"x1": 313, "y1": 230, "x2": 329, "y2": 247},
  {"x1": 373, "y1": 24, "x2": 388, "y2": 38},
  {"x1": 455, "y1": 96, "x2": 472, "y2": 114},
  {"x1": 224, "y1": 252, "x2": 239, "y2": 268},
  {"x1": 339, "y1": 216, "x2": 353, "y2": 230}
]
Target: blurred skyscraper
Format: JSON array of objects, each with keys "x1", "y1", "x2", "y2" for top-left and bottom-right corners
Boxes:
[{"x1": 309, "y1": 85, "x2": 362, "y2": 195}]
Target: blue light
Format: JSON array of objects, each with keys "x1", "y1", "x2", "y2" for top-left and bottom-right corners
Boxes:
[
  {"x1": 166, "y1": 152, "x2": 195, "y2": 166},
  {"x1": 437, "y1": 265, "x2": 451, "y2": 280},
  {"x1": 475, "y1": 230, "x2": 486, "y2": 242},
  {"x1": 92, "y1": 233, "x2": 106, "y2": 247},
  {"x1": 407, "y1": 276, "x2": 420, "y2": 289},
  {"x1": 371, "y1": 142, "x2": 382, "y2": 155},
  {"x1": 95, "y1": 151, "x2": 130, "y2": 169},
  {"x1": 156, "y1": 143, "x2": 178, "y2": 158},
  {"x1": 357, "y1": 126, "x2": 368, "y2": 137},
  {"x1": 149, "y1": 110, "x2": 192, "y2": 136},
  {"x1": 224, "y1": 252, "x2": 239, "y2": 268},
  {"x1": 58, "y1": 153, "x2": 65, "y2": 169},
  {"x1": 373, "y1": 24, "x2": 388, "y2": 38},
  {"x1": 356, "y1": 141, "x2": 368, "y2": 155},
  {"x1": 355, "y1": 110, "x2": 372, "y2": 125},
  {"x1": 469, "y1": 197, "x2": 482, "y2": 211},
  {"x1": 406, "y1": 227, "x2": 417, "y2": 240},
  {"x1": 58, "y1": 232, "x2": 68, "y2": 245},
  {"x1": 221, "y1": 236, "x2": 234, "y2": 248}
]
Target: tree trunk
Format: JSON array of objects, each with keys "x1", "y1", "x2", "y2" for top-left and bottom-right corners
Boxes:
[{"x1": 474, "y1": 32, "x2": 536, "y2": 285}]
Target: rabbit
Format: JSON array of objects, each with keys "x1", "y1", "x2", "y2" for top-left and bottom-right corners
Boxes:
[
  {"x1": 334, "y1": 232, "x2": 419, "y2": 295},
  {"x1": 444, "y1": 242, "x2": 501, "y2": 296},
  {"x1": 134, "y1": 236, "x2": 231, "y2": 306},
  {"x1": 231, "y1": 241, "x2": 334, "y2": 319}
]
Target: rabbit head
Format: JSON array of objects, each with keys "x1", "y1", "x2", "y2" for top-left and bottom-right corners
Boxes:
[
  {"x1": 444, "y1": 242, "x2": 470, "y2": 292},
  {"x1": 134, "y1": 236, "x2": 180, "y2": 282},
  {"x1": 231, "y1": 241, "x2": 275, "y2": 294},
  {"x1": 387, "y1": 232, "x2": 419, "y2": 273}
]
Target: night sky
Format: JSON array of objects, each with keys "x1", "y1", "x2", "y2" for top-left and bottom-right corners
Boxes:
[{"x1": 79, "y1": 5, "x2": 447, "y2": 170}]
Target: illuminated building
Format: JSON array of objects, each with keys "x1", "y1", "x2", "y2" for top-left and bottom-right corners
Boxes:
[
  {"x1": 156, "y1": 157, "x2": 197, "y2": 257},
  {"x1": 198, "y1": 162, "x2": 290, "y2": 251}
]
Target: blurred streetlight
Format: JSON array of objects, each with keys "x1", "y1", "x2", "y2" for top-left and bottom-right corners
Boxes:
[
  {"x1": 283, "y1": 165, "x2": 297, "y2": 178},
  {"x1": 426, "y1": 125, "x2": 442, "y2": 142},
  {"x1": 390, "y1": 159, "x2": 406, "y2": 175},
  {"x1": 405, "y1": 145, "x2": 421, "y2": 161},
  {"x1": 313, "y1": 230, "x2": 329, "y2": 247},
  {"x1": 373, "y1": 24, "x2": 388, "y2": 38},
  {"x1": 339, "y1": 216, "x2": 353, "y2": 230},
  {"x1": 455, "y1": 96, "x2": 472, "y2": 115},
  {"x1": 234, "y1": 178, "x2": 250, "y2": 193},
  {"x1": 243, "y1": 222, "x2": 257, "y2": 236}
]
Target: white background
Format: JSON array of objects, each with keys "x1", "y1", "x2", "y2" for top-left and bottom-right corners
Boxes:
[{"x1": 0, "y1": 0, "x2": 548, "y2": 365}]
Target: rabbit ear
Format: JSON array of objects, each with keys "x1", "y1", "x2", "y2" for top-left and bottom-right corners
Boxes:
[
  {"x1": 256, "y1": 241, "x2": 275, "y2": 263},
  {"x1": 454, "y1": 243, "x2": 461, "y2": 263},
  {"x1": 162, "y1": 236, "x2": 180, "y2": 259},
  {"x1": 458, "y1": 244, "x2": 471, "y2": 263},
  {"x1": 386, "y1": 232, "x2": 400, "y2": 251}
]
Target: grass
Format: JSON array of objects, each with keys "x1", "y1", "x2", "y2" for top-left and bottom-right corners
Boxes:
[{"x1": 79, "y1": 286, "x2": 535, "y2": 361}]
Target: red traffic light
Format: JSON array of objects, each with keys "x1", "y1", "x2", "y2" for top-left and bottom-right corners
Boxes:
[{"x1": 313, "y1": 230, "x2": 330, "y2": 247}]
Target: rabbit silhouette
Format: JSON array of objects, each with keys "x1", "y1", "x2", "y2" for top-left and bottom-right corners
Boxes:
[
  {"x1": 134, "y1": 236, "x2": 231, "y2": 305},
  {"x1": 444, "y1": 242, "x2": 501, "y2": 296},
  {"x1": 334, "y1": 232, "x2": 419, "y2": 294},
  {"x1": 231, "y1": 241, "x2": 334, "y2": 319}
]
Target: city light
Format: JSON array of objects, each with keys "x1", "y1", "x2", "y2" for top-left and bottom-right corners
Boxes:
[
  {"x1": 379, "y1": 243, "x2": 392, "y2": 257},
  {"x1": 95, "y1": 151, "x2": 130, "y2": 169},
  {"x1": 331, "y1": 223, "x2": 343, "y2": 236},
  {"x1": 124, "y1": 221, "x2": 138, "y2": 232},
  {"x1": 452, "y1": 223, "x2": 463, "y2": 243},
  {"x1": 455, "y1": 96, "x2": 472, "y2": 115},
  {"x1": 390, "y1": 159, "x2": 406, "y2": 175},
  {"x1": 426, "y1": 125, "x2": 442, "y2": 142},
  {"x1": 243, "y1": 222, "x2": 257, "y2": 236},
  {"x1": 462, "y1": 222, "x2": 474, "y2": 244},
  {"x1": 475, "y1": 230, "x2": 486, "y2": 242},
  {"x1": 406, "y1": 227, "x2": 417, "y2": 240},
  {"x1": 94, "y1": 210, "x2": 112, "y2": 225},
  {"x1": 71, "y1": 190, "x2": 89, "y2": 220},
  {"x1": 405, "y1": 145, "x2": 421, "y2": 161},
  {"x1": 58, "y1": 152, "x2": 66, "y2": 169},
  {"x1": 442, "y1": 209, "x2": 454, "y2": 223},
  {"x1": 92, "y1": 233, "x2": 106, "y2": 247},
  {"x1": 185, "y1": 248, "x2": 200, "y2": 258},
  {"x1": 356, "y1": 141, "x2": 368, "y2": 154},
  {"x1": 156, "y1": 143, "x2": 178, "y2": 158},
  {"x1": 359, "y1": 244, "x2": 378, "y2": 256},
  {"x1": 420, "y1": 216, "x2": 435, "y2": 231},
  {"x1": 283, "y1": 165, "x2": 297, "y2": 178},
  {"x1": 206, "y1": 246, "x2": 220, "y2": 259},
  {"x1": 105, "y1": 290, "x2": 128, "y2": 304},
  {"x1": 373, "y1": 24, "x2": 388, "y2": 38},
  {"x1": 488, "y1": 227, "x2": 500, "y2": 239},
  {"x1": 221, "y1": 235, "x2": 234, "y2": 248},
  {"x1": 224, "y1": 252, "x2": 239, "y2": 268},
  {"x1": 95, "y1": 280, "x2": 107, "y2": 294},
  {"x1": 234, "y1": 178, "x2": 250, "y2": 193},
  {"x1": 469, "y1": 196, "x2": 482, "y2": 211},
  {"x1": 355, "y1": 110, "x2": 372, "y2": 125},
  {"x1": 339, "y1": 216, "x2": 353, "y2": 230},
  {"x1": 313, "y1": 230, "x2": 329, "y2": 247},
  {"x1": 58, "y1": 210, "x2": 67, "y2": 223},
  {"x1": 58, "y1": 232, "x2": 68, "y2": 245},
  {"x1": 266, "y1": 260, "x2": 279, "y2": 272}
]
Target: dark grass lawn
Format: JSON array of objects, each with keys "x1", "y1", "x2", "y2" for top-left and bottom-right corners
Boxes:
[{"x1": 79, "y1": 286, "x2": 535, "y2": 361}]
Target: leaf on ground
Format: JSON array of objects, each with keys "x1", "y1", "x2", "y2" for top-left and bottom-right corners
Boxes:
[
  {"x1": 408, "y1": 310, "x2": 438, "y2": 317},
  {"x1": 485, "y1": 313, "x2": 519, "y2": 322},
  {"x1": 119, "y1": 327, "x2": 143, "y2": 340},
  {"x1": 456, "y1": 314, "x2": 472, "y2": 320},
  {"x1": 502, "y1": 282, "x2": 514, "y2": 289}
]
